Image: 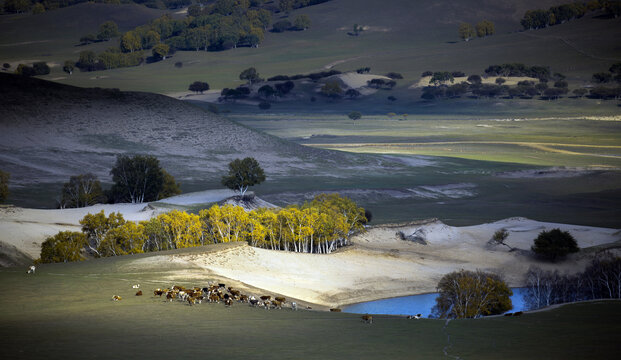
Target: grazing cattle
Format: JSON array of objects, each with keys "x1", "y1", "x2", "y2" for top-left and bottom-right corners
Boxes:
[
  {"x1": 275, "y1": 296, "x2": 286, "y2": 303},
  {"x1": 306, "y1": 306, "x2": 312, "y2": 310},
  {"x1": 330, "y1": 308, "x2": 342, "y2": 312},
  {"x1": 249, "y1": 298, "x2": 259, "y2": 307},
  {"x1": 218, "y1": 283, "x2": 226, "y2": 288},
  {"x1": 173, "y1": 285, "x2": 185, "y2": 291},
  {"x1": 27, "y1": 265, "x2": 36, "y2": 274},
  {"x1": 135, "y1": 290, "x2": 143, "y2": 296},
  {"x1": 361, "y1": 315, "x2": 373, "y2": 324},
  {"x1": 260, "y1": 295, "x2": 271, "y2": 301},
  {"x1": 154, "y1": 289, "x2": 165, "y2": 297},
  {"x1": 209, "y1": 293, "x2": 220, "y2": 303},
  {"x1": 187, "y1": 297, "x2": 196, "y2": 306},
  {"x1": 112, "y1": 295, "x2": 122, "y2": 301},
  {"x1": 513, "y1": 311, "x2": 523, "y2": 317},
  {"x1": 132, "y1": 284, "x2": 140, "y2": 289},
  {"x1": 166, "y1": 292, "x2": 176, "y2": 302},
  {"x1": 230, "y1": 289, "x2": 241, "y2": 297},
  {"x1": 291, "y1": 302, "x2": 297, "y2": 311},
  {"x1": 224, "y1": 299, "x2": 233, "y2": 307},
  {"x1": 271, "y1": 300, "x2": 282, "y2": 309},
  {"x1": 240, "y1": 294, "x2": 249, "y2": 303}
]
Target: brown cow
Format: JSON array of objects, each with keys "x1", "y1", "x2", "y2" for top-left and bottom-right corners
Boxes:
[
  {"x1": 135, "y1": 290, "x2": 143, "y2": 296},
  {"x1": 274, "y1": 296, "x2": 286, "y2": 303},
  {"x1": 330, "y1": 308, "x2": 342, "y2": 312},
  {"x1": 112, "y1": 295, "x2": 122, "y2": 301},
  {"x1": 260, "y1": 295, "x2": 271, "y2": 301},
  {"x1": 361, "y1": 315, "x2": 373, "y2": 324},
  {"x1": 224, "y1": 298, "x2": 233, "y2": 307}
]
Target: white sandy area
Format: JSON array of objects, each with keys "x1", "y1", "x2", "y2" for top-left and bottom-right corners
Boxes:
[
  {"x1": 0, "y1": 189, "x2": 240, "y2": 258},
  {"x1": 3, "y1": 195, "x2": 619, "y2": 308},
  {"x1": 337, "y1": 73, "x2": 392, "y2": 89},
  {"x1": 410, "y1": 75, "x2": 540, "y2": 89},
  {"x1": 157, "y1": 218, "x2": 620, "y2": 308},
  {"x1": 165, "y1": 89, "x2": 221, "y2": 102}
]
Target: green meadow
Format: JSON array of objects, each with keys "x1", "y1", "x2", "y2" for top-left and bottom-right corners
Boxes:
[{"x1": 0, "y1": 249, "x2": 619, "y2": 359}]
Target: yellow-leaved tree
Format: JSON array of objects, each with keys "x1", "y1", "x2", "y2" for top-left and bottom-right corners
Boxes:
[
  {"x1": 80, "y1": 210, "x2": 126, "y2": 257},
  {"x1": 157, "y1": 210, "x2": 203, "y2": 249},
  {"x1": 38, "y1": 231, "x2": 87, "y2": 263},
  {"x1": 99, "y1": 221, "x2": 146, "y2": 256}
]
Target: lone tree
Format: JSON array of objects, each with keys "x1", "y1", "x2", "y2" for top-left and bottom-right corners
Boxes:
[
  {"x1": 458, "y1": 22, "x2": 475, "y2": 41},
  {"x1": 489, "y1": 228, "x2": 512, "y2": 250},
  {"x1": 189, "y1": 81, "x2": 210, "y2": 94},
  {"x1": 221, "y1": 157, "x2": 266, "y2": 196},
  {"x1": 108, "y1": 155, "x2": 181, "y2": 203},
  {"x1": 531, "y1": 228, "x2": 579, "y2": 261},
  {"x1": 348, "y1": 111, "x2": 362, "y2": 123},
  {"x1": 59, "y1": 173, "x2": 106, "y2": 209},
  {"x1": 294, "y1": 14, "x2": 311, "y2": 30},
  {"x1": 432, "y1": 269, "x2": 513, "y2": 319},
  {"x1": 239, "y1": 67, "x2": 262, "y2": 85},
  {"x1": 0, "y1": 170, "x2": 9, "y2": 203}
]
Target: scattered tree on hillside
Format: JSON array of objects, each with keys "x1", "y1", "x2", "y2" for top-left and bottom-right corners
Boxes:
[
  {"x1": 348, "y1": 111, "x2": 362, "y2": 123},
  {"x1": 429, "y1": 72, "x2": 454, "y2": 85},
  {"x1": 188, "y1": 81, "x2": 210, "y2": 94},
  {"x1": 59, "y1": 173, "x2": 106, "y2": 209},
  {"x1": 432, "y1": 270, "x2": 513, "y2": 319},
  {"x1": 258, "y1": 84, "x2": 276, "y2": 99},
  {"x1": 0, "y1": 170, "x2": 9, "y2": 203},
  {"x1": 108, "y1": 154, "x2": 179, "y2": 203},
  {"x1": 352, "y1": 23, "x2": 364, "y2": 36},
  {"x1": 489, "y1": 228, "x2": 512, "y2": 250},
  {"x1": 458, "y1": 23, "x2": 475, "y2": 41},
  {"x1": 38, "y1": 231, "x2": 87, "y2": 263},
  {"x1": 63, "y1": 60, "x2": 75, "y2": 75},
  {"x1": 272, "y1": 20, "x2": 292, "y2": 32},
  {"x1": 221, "y1": 157, "x2": 266, "y2": 196},
  {"x1": 321, "y1": 80, "x2": 343, "y2": 98},
  {"x1": 475, "y1": 20, "x2": 495, "y2": 37},
  {"x1": 467, "y1": 74, "x2": 482, "y2": 84},
  {"x1": 293, "y1": 14, "x2": 311, "y2": 30},
  {"x1": 97, "y1": 21, "x2": 119, "y2": 42},
  {"x1": 239, "y1": 67, "x2": 262, "y2": 85},
  {"x1": 77, "y1": 51, "x2": 97, "y2": 71},
  {"x1": 592, "y1": 72, "x2": 612, "y2": 83},
  {"x1": 152, "y1": 43, "x2": 170, "y2": 60},
  {"x1": 531, "y1": 228, "x2": 579, "y2": 261}
]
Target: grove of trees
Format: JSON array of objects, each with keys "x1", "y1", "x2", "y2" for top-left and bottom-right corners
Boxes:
[
  {"x1": 432, "y1": 269, "x2": 513, "y2": 319},
  {"x1": 58, "y1": 173, "x2": 106, "y2": 209},
  {"x1": 38, "y1": 193, "x2": 367, "y2": 263},
  {"x1": 524, "y1": 253, "x2": 621, "y2": 310}
]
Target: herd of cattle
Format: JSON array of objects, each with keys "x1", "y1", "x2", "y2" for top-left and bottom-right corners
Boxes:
[{"x1": 113, "y1": 283, "x2": 299, "y2": 311}]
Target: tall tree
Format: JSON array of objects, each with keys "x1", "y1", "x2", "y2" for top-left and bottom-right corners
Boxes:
[
  {"x1": 59, "y1": 173, "x2": 106, "y2": 209},
  {"x1": 348, "y1": 111, "x2": 362, "y2": 122},
  {"x1": 294, "y1": 14, "x2": 311, "y2": 30},
  {"x1": 531, "y1": 228, "x2": 579, "y2": 261},
  {"x1": 432, "y1": 270, "x2": 513, "y2": 319},
  {"x1": 239, "y1": 67, "x2": 262, "y2": 85},
  {"x1": 221, "y1": 157, "x2": 266, "y2": 195},
  {"x1": 108, "y1": 154, "x2": 178, "y2": 203},
  {"x1": 97, "y1": 21, "x2": 119, "y2": 41},
  {"x1": 38, "y1": 231, "x2": 87, "y2": 263}
]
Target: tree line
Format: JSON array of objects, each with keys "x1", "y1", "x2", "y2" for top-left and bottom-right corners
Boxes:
[
  {"x1": 2, "y1": 0, "x2": 194, "y2": 15},
  {"x1": 37, "y1": 192, "x2": 368, "y2": 263},
  {"x1": 521, "y1": 1, "x2": 621, "y2": 30},
  {"x1": 524, "y1": 253, "x2": 621, "y2": 310}
]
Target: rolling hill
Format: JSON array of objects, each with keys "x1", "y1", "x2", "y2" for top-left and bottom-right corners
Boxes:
[
  {"x1": 2, "y1": 0, "x2": 620, "y2": 93},
  {"x1": 0, "y1": 73, "x2": 394, "y2": 207}
]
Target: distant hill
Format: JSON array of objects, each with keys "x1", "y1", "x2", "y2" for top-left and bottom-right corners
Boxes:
[
  {"x1": 5, "y1": 0, "x2": 621, "y2": 94},
  {"x1": 0, "y1": 73, "x2": 385, "y2": 204}
]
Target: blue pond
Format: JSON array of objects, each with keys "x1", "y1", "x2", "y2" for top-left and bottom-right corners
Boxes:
[{"x1": 343, "y1": 288, "x2": 527, "y2": 317}]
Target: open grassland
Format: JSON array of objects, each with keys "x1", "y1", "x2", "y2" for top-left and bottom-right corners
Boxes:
[
  {"x1": 231, "y1": 111, "x2": 621, "y2": 168},
  {"x1": 1, "y1": 0, "x2": 619, "y2": 94},
  {"x1": 0, "y1": 252, "x2": 619, "y2": 359}
]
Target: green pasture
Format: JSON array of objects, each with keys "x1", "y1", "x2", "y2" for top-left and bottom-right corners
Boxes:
[
  {"x1": 1, "y1": 0, "x2": 620, "y2": 93},
  {"x1": 0, "y1": 251, "x2": 619, "y2": 359}
]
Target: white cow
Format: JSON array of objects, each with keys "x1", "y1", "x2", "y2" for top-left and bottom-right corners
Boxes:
[{"x1": 27, "y1": 265, "x2": 36, "y2": 274}]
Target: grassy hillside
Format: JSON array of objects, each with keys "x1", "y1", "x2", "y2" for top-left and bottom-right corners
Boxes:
[
  {"x1": 3, "y1": 0, "x2": 619, "y2": 93},
  {"x1": 0, "y1": 3, "x2": 167, "y2": 64},
  {"x1": 0, "y1": 73, "x2": 392, "y2": 205},
  {"x1": 0, "y1": 250, "x2": 619, "y2": 359}
]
